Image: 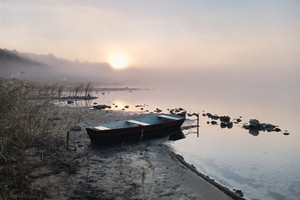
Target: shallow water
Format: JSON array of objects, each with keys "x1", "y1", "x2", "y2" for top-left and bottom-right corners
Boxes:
[{"x1": 62, "y1": 86, "x2": 300, "y2": 200}]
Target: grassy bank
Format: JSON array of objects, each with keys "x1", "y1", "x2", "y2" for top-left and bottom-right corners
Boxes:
[{"x1": 0, "y1": 78, "x2": 53, "y2": 199}]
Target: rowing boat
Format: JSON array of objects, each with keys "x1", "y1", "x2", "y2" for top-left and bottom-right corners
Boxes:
[{"x1": 86, "y1": 114, "x2": 185, "y2": 144}]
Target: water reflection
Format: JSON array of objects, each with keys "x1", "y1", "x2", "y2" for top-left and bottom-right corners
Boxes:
[{"x1": 168, "y1": 130, "x2": 186, "y2": 141}]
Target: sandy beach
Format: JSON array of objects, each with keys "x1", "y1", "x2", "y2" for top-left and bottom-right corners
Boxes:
[{"x1": 25, "y1": 106, "x2": 244, "y2": 200}]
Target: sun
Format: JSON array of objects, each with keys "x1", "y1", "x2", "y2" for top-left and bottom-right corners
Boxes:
[{"x1": 109, "y1": 54, "x2": 128, "y2": 70}]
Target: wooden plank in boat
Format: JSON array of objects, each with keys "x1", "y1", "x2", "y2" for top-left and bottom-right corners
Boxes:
[
  {"x1": 127, "y1": 120, "x2": 150, "y2": 126},
  {"x1": 158, "y1": 115, "x2": 181, "y2": 120},
  {"x1": 93, "y1": 125, "x2": 111, "y2": 130}
]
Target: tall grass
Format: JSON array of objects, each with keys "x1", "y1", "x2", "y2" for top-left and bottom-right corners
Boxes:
[
  {"x1": 73, "y1": 83, "x2": 84, "y2": 97},
  {"x1": 0, "y1": 78, "x2": 52, "y2": 199},
  {"x1": 84, "y1": 82, "x2": 93, "y2": 97}
]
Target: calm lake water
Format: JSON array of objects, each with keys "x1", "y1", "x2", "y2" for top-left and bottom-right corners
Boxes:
[{"x1": 65, "y1": 86, "x2": 300, "y2": 200}]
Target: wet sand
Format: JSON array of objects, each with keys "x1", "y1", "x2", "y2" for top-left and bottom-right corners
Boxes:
[{"x1": 26, "y1": 106, "x2": 244, "y2": 199}]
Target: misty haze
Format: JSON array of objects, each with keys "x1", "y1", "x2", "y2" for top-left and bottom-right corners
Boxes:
[{"x1": 1, "y1": 1, "x2": 300, "y2": 200}]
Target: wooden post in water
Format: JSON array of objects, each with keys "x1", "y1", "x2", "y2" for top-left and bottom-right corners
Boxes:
[
  {"x1": 140, "y1": 127, "x2": 144, "y2": 141},
  {"x1": 196, "y1": 113, "x2": 200, "y2": 137},
  {"x1": 67, "y1": 131, "x2": 70, "y2": 149}
]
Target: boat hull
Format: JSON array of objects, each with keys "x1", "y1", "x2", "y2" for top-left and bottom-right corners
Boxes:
[{"x1": 86, "y1": 114, "x2": 185, "y2": 144}]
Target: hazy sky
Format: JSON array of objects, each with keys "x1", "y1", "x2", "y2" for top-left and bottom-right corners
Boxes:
[{"x1": 1, "y1": 0, "x2": 299, "y2": 70}]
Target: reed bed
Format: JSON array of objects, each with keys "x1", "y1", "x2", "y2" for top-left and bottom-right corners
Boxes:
[{"x1": 0, "y1": 78, "x2": 53, "y2": 199}]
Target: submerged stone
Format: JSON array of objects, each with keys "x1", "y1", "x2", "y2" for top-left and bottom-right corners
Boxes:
[
  {"x1": 219, "y1": 116, "x2": 230, "y2": 123},
  {"x1": 211, "y1": 121, "x2": 217, "y2": 125}
]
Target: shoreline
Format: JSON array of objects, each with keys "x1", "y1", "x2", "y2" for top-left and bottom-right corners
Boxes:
[
  {"x1": 27, "y1": 106, "x2": 245, "y2": 199},
  {"x1": 168, "y1": 149, "x2": 246, "y2": 200}
]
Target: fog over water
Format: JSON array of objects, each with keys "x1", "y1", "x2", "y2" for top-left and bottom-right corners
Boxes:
[{"x1": 3, "y1": 48, "x2": 299, "y2": 92}]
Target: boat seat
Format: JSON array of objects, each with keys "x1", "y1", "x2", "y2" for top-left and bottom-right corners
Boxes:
[
  {"x1": 158, "y1": 115, "x2": 180, "y2": 120},
  {"x1": 93, "y1": 125, "x2": 111, "y2": 130},
  {"x1": 127, "y1": 120, "x2": 150, "y2": 126}
]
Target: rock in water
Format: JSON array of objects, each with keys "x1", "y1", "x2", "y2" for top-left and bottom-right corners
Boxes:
[
  {"x1": 219, "y1": 116, "x2": 230, "y2": 123},
  {"x1": 155, "y1": 108, "x2": 162, "y2": 113},
  {"x1": 211, "y1": 121, "x2": 217, "y2": 125},
  {"x1": 275, "y1": 128, "x2": 281, "y2": 132},
  {"x1": 249, "y1": 119, "x2": 260, "y2": 126},
  {"x1": 93, "y1": 105, "x2": 110, "y2": 110}
]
